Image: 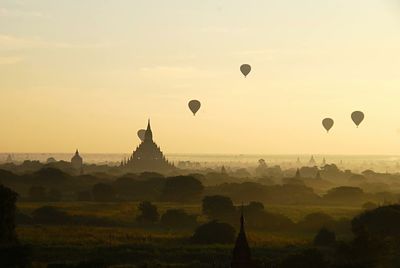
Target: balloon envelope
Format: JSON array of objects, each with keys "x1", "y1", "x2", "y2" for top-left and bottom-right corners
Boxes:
[
  {"x1": 322, "y1": 118, "x2": 334, "y2": 132},
  {"x1": 137, "y1": 129, "x2": 146, "y2": 142},
  {"x1": 351, "y1": 111, "x2": 364, "y2": 127},
  {"x1": 188, "y1": 100, "x2": 201, "y2": 115},
  {"x1": 240, "y1": 64, "x2": 251, "y2": 77}
]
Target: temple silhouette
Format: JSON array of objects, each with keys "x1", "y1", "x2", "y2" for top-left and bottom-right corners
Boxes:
[
  {"x1": 71, "y1": 149, "x2": 83, "y2": 174},
  {"x1": 121, "y1": 120, "x2": 175, "y2": 173},
  {"x1": 231, "y1": 209, "x2": 254, "y2": 268}
]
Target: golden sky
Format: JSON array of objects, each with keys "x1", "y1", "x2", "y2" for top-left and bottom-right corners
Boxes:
[{"x1": 1, "y1": 0, "x2": 400, "y2": 154}]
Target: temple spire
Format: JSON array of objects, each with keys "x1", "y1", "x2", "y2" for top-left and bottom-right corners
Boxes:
[
  {"x1": 147, "y1": 119, "x2": 151, "y2": 131},
  {"x1": 231, "y1": 204, "x2": 253, "y2": 268},
  {"x1": 240, "y1": 204, "x2": 244, "y2": 233},
  {"x1": 144, "y1": 119, "x2": 153, "y2": 141}
]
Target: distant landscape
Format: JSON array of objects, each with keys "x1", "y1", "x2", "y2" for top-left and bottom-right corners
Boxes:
[
  {"x1": 2, "y1": 153, "x2": 400, "y2": 267},
  {"x1": 2, "y1": 1, "x2": 400, "y2": 267}
]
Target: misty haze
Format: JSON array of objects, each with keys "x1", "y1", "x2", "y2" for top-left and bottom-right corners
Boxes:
[{"x1": 2, "y1": 1, "x2": 400, "y2": 268}]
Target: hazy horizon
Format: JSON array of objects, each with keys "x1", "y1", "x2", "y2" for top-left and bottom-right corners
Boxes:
[{"x1": 2, "y1": 0, "x2": 400, "y2": 154}]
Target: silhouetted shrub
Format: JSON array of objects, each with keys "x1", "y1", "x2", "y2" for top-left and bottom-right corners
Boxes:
[
  {"x1": 32, "y1": 167, "x2": 70, "y2": 185},
  {"x1": 240, "y1": 201, "x2": 295, "y2": 231},
  {"x1": 136, "y1": 201, "x2": 159, "y2": 223},
  {"x1": 323, "y1": 186, "x2": 365, "y2": 205},
  {"x1": 92, "y1": 183, "x2": 116, "y2": 202},
  {"x1": 191, "y1": 221, "x2": 235, "y2": 244},
  {"x1": 161, "y1": 209, "x2": 197, "y2": 229},
  {"x1": 352, "y1": 205, "x2": 400, "y2": 238},
  {"x1": 0, "y1": 185, "x2": 18, "y2": 245},
  {"x1": 161, "y1": 176, "x2": 204, "y2": 202},
  {"x1": 314, "y1": 227, "x2": 336, "y2": 247},
  {"x1": 202, "y1": 195, "x2": 236, "y2": 220}
]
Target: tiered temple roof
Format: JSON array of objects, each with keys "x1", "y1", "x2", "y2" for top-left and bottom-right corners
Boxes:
[{"x1": 123, "y1": 120, "x2": 175, "y2": 173}]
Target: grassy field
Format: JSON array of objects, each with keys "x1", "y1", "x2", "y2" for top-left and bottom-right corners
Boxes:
[
  {"x1": 14, "y1": 201, "x2": 361, "y2": 266},
  {"x1": 16, "y1": 201, "x2": 360, "y2": 245},
  {"x1": 17, "y1": 201, "x2": 362, "y2": 223}
]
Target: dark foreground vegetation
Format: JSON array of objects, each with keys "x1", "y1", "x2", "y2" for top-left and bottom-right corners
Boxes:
[{"x1": 2, "y1": 160, "x2": 400, "y2": 267}]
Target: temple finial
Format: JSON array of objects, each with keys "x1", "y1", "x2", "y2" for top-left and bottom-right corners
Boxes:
[
  {"x1": 240, "y1": 203, "x2": 244, "y2": 231},
  {"x1": 144, "y1": 119, "x2": 153, "y2": 141}
]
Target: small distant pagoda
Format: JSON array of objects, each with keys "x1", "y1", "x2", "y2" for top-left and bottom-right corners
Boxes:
[
  {"x1": 122, "y1": 120, "x2": 175, "y2": 173},
  {"x1": 71, "y1": 149, "x2": 83, "y2": 174},
  {"x1": 231, "y1": 209, "x2": 255, "y2": 268},
  {"x1": 309, "y1": 155, "x2": 316, "y2": 166},
  {"x1": 6, "y1": 154, "x2": 13, "y2": 163}
]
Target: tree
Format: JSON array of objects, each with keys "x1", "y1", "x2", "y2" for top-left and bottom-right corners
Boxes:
[
  {"x1": 92, "y1": 183, "x2": 115, "y2": 202},
  {"x1": 0, "y1": 185, "x2": 18, "y2": 245},
  {"x1": 255, "y1": 159, "x2": 268, "y2": 176},
  {"x1": 161, "y1": 209, "x2": 197, "y2": 229},
  {"x1": 352, "y1": 205, "x2": 400, "y2": 238},
  {"x1": 161, "y1": 176, "x2": 204, "y2": 202},
  {"x1": 136, "y1": 201, "x2": 159, "y2": 223},
  {"x1": 32, "y1": 167, "x2": 70, "y2": 185},
  {"x1": 191, "y1": 221, "x2": 235, "y2": 244},
  {"x1": 202, "y1": 195, "x2": 236, "y2": 220},
  {"x1": 313, "y1": 227, "x2": 336, "y2": 247},
  {"x1": 323, "y1": 186, "x2": 365, "y2": 205}
]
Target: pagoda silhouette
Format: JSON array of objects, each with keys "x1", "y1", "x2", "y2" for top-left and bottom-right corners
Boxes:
[
  {"x1": 122, "y1": 120, "x2": 175, "y2": 173},
  {"x1": 231, "y1": 208, "x2": 255, "y2": 268}
]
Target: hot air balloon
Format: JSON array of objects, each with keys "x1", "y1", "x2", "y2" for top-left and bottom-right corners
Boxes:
[
  {"x1": 240, "y1": 64, "x2": 251, "y2": 77},
  {"x1": 351, "y1": 111, "x2": 364, "y2": 127},
  {"x1": 137, "y1": 129, "x2": 146, "y2": 142},
  {"x1": 322, "y1": 118, "x2": 334, "y2": 133},
  {"x1": 188, "y1": 100, "x2": 201, "y2": 116}
]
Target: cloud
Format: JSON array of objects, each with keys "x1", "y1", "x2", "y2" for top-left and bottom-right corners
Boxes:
[
  {"x1": 0, "y1": 8, "x2": 45, "y2": 18},
  {"x1": 0, "y1": 34, "x2": 108, "y2": 50},
  {"x1": 0, "y1": 56, "x2": 23, "y2": 65}
]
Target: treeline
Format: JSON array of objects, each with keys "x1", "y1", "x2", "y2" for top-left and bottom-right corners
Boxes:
[
  {"x1": 1, "y1": 167, "x2": 398, "y2": 206},
  {"x1": 207, "y1": 182, "x2": 399, "y2": 206}
]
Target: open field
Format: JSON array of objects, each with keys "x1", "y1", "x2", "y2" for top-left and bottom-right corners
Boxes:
[
  {"x1": 17, "y1": 201, "x2": 362, "y2": 223},
  {"x1": 13, "y1": 201, "x2": 360, "y2": 266},
  {"x1": 16, "y1": 201, "x2": 359, "y2": 247}
]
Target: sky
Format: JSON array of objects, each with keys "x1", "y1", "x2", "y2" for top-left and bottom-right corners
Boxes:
[{"x1": 1, "y1": 0, "x2": 400, "y2": 154}]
